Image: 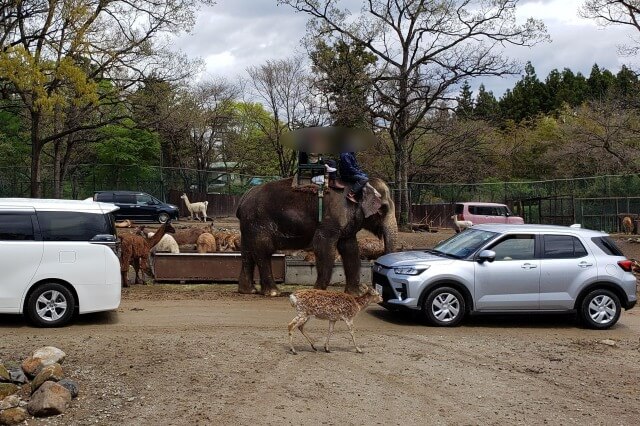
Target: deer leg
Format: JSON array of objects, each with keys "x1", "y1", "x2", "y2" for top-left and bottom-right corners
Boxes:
[
  {"x1": 288, "y1": 314, "x2": 309, "y2": 354},
  {"x1": 324, "y1": 320, "x2": 336, "y2": 353},
  {"x1": 345, "y1": 318, "x2": 362, "y2": 353},
  {"x1": 298, "y1": 319, "x2": 316, "y2": 351}
]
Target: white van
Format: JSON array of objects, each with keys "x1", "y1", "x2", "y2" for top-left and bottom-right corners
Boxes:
[{"x1": 0, "y1": 198, "x2": 121, "y2": 326}]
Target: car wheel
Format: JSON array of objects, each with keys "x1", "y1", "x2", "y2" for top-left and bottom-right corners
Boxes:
[
  {"x1": 422, "y1": 286, "x2": 466, "y2": 326},
  {"x1": 158, "y1": 212, "x2": 170, "y2": 224},
  {"x1": 580, "y1": 289, "x2": 621, "y2": 329},
  {"x1": 26, "y1": 283, "x2": 75, "y2": 327}
]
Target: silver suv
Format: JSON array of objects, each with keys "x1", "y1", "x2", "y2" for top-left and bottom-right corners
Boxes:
[{"x1": 373, "y1": 224, "x2": 637, "y2": 329}]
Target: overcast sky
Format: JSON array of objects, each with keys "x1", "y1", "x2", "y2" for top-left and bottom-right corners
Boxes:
[{"x1": 170, "y1": 0, "x2": 637, "y2": 97}]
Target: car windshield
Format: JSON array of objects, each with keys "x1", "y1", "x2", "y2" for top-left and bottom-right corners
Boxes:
[{"x1": 433, "y1": 228, "x2": 498, "y2": 259}]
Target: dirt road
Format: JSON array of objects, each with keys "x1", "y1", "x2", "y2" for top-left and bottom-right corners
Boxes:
[{"x1": 1, "y1": 285, "x2": 639, "y2": 425}]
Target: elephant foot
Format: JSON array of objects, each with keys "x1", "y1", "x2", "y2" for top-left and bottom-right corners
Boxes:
[
  {"x1": 264, "y1": 288, "x2": 280, "y2": 297},
  {"x1": 238, "y1": 287, "x2": 258, "y2": 295},
  {"x1": 345, "y1": 285, "x2": 367, "y2": 296}
]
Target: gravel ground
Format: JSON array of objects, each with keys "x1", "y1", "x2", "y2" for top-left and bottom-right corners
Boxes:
[{"x1": 2, "y1": 219, "x2": 639, "y2": 425}]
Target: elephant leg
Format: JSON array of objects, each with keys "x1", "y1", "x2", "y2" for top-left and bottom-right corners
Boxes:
[
  {"x1": 257, "y1": 256, "x2": 279, "y2": 296},
  {"x1": 238, "y1": 250, "x2": 258, "y2": 294},
  {"x1": 337, "y1": 237, "x2": 363, "y2": 295},
  {"x1": 313, "y1": 231, "x2": 339, "y2": 290}
]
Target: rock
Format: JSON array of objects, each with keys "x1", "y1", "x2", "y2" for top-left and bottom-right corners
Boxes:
[
  {"x1": 0, "y1": 395, "x2": 20, "y2": 410},
  {"x1": 57, "y1": 379, "x2": 79, "y2": 399},
  {"x1": 0, "y1": 366, "x2": 9, "y2": 383},
  {"x1": 21, "y1": 347, "x2": 65, "y2": 377},
  {"x1": 599, "y1": 339, "x2": 617, "y2": 347},
  {"x1": 0, "y1": 384, "x2": 18, "y2": 400},
  {"x1": 27, "y1": 381, "x2": 71, "y2": 417},
  {"x1": 31, "y1": 363, "x2": 64, "y2": 393},
  {"x1": 0, "y1": 407, "x2": 28, "y2": 425},
  {"x1": 7, "y1": 370, "x2": 26, "y2": 385}
]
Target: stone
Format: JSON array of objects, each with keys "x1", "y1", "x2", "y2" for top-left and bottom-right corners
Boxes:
[
  {"x1": 31, "y1": 363, "x2": 64, "y2": 393},
  {"x1": 21, "y1": 347, "x2": 65, "y2": 378},
  {"x1": 599, "y1": 339, "x2": 616, "y2": 347},
  {"x1": 0, "y1": 384, "x2": 18, "y2": 400},
  {"x1": 0, "y1": 366, "x2": 9, "y2": 383},
  {"x1": 57, "y1": 379, "x2": 79, "y2": 399},
  {"x1": 0, "y1": 395, "x2": 20, "y2": 410},
  {"x1": 27, "y1": 381, "x2": 71, "y2": 418},
  {"x1": 0, "y1": 407, "x2": 28, "y2": 425},
  {"x1": 7, "y1": 370, "x2": 26, "y2": 385}
]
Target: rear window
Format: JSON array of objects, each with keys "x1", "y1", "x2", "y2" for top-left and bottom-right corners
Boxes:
[
  {"x1": 591, "y1": 236, "x2": 624, "y2": 256},
  {"x1": 37, "y1": 211, "x2": 114, "y2": 241},
  {"x1": 95, "y1": 192, "x2": 113, "y2": 202},
  {"x1": 0, "y1": 214, "x2": 35, "y2": 240},
  {"x1": 543, "y1": 235, "x2": 588, "y2": 259}
]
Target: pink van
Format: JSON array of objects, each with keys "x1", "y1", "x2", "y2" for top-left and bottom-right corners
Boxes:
[{"x1": 453, "y1": 202, "x2": 524, "y2": 228}]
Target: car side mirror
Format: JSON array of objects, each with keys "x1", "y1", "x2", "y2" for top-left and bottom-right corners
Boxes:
[{"x1": 477, "y1": 250, "x2": 496, "y2": 263}]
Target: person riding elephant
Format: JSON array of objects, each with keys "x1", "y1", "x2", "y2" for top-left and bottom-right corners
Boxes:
[{"x1": 236, "y1": 176, "x2": 397, "y2": 296}]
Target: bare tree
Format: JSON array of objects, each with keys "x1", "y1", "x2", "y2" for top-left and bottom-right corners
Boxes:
[
  {"x1": 245, "y1": 57, "x2": 322, "y2": 177},
  {"x1": 280, "y1": 0, "x2": 547, "y2": 224},
  {"x1": 581, "y1": 0, "x2": 640, "y2": 55}
]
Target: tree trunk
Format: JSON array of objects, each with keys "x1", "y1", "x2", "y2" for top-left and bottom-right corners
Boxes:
[
  {"x1": 53, "y1": 140, "x2": 62, "y2": 198},
  {"x1": 30, "y1": 113, "x2": 42, "y2": 198}
]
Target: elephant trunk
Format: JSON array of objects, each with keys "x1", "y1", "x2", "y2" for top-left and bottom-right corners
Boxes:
[{"x1": 382, "y1": 211, "x2": 398, "y2": 254}]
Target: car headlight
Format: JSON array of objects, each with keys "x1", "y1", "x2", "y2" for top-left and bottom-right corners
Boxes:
[{"x1": 393, "y1": 266, "x2": 428, "y2": 275}]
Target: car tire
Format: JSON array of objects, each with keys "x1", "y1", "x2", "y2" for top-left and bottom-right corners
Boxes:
[
  {"x1": 580, "y1": 288, "x2": 621, "y2": 329},
  {"x1": 26, "y1": 283, "x2": 76, "y2": 327},
  {"x1": 158, "y1": 212, "x2": 170, "y2": 224},
  {"x1": 422, "y1": 286, "x2": 466, "y2": 327}
]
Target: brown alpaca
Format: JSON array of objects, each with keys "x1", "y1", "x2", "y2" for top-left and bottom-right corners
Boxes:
[
  {"x1": 358, "y1": 237, "x2": 384, "y2": 260},
  {"x1": 120, "y1": 222, "x2": 176, "y2": 287},
  {"x1": 622, "y1": 216, "x2": 633, "y2": 235},
  {"x1": 196, "y1": 232, "x2": 217, "y2": 253},
  {"x1": 288, "y1": 287, "x2": 382, "y2": 354},
  {"x1": 173, "y1": 226, "x2": 211, "y2": 246}
]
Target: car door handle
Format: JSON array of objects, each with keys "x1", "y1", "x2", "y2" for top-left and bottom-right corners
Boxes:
[
  {"x1": 578, "y1": 261, "x2": 593, "y2": 268},
  {"x1": 521, "y1": 263, "x2": 538, "y2": 269}
]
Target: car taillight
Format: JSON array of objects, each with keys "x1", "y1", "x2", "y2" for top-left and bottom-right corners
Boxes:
[{"x1": 617, "y1": 259, "x2": 634, "y2": 272}]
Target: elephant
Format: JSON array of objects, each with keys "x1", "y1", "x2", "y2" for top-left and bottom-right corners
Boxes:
[{"x1": 236, "y1": 177, "x2": 398, "y2": 296}]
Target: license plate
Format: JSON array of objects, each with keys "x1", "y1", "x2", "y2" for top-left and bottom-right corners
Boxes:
[{"x1": 375, "y1": 284, "x2": 383, "y2": 295}]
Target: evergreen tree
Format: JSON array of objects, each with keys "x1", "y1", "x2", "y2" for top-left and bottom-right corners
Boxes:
[
  {"x1": 587, "y1": 64, "x2": 615, "y2": 99},
  {"x1": 474, "y1": 84, "x2": 499, "y2": 121},
  {"x1": 499, "y1": 62, "x2": 547, "y2": 122},
  {"x1": 455, "y1": 80, "x2": 474, "y2": 118}
]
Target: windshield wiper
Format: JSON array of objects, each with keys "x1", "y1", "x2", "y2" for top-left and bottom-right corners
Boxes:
[{"x1": 426, "y1": 249, "x2": 460, "y2": 259}]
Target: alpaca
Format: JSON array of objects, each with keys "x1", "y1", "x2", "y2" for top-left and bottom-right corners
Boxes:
[
  {"x1": 180, "y1": 193, "x2": 209, "y2": 222},
  {"x1": 451, "y1": 215, "x2": 473, "y2": 233},
  {"x1": 119, "y1": 221, "x2": 176, "y2": 287},
  {"x1": 358, "y1": 237, "x2": 384, "y2": 260},
  {"x1": 622, "y1": 216, "x2": 633, "y2": 235},
  {"x1": 288, "y1": 287, "x2": 382, "y2": 354},
  {"x1": 173, "y1": 226, "x2": 211, "y2": 246},
  {"x1": 196, "y1": 232, "x2": 217, "y2": 253},
  {"x1": 147, "y1": 232, "x2": 179, "y2": 254},
  {"x1": 115, "y1": 219, "x2": 133, "y2": 228}
]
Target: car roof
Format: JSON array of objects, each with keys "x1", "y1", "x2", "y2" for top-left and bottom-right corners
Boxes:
[
  {"x1": 94, "y1": 190, "x2": 148, "y2": 195},
  {"x1": 456, "y1": 202, "x2": 508, "y2": 207},
  {"x1": 472, "y1": 223, "x2": 608, "y2": 237},
  {"x1": 0, "y1": 198, "x2": 119, "y2": 214}
]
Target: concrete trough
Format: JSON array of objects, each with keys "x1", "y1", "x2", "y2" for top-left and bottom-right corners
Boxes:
[
  {"x1": 285, "y1": 260, "x2": 373, "y2": 286},
  {"x1": 153, "y1": 253, "x2": 286, "y2": 283}
]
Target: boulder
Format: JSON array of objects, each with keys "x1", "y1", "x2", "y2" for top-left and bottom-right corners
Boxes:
[
  {"x1": 21, "y1": 347, "x2": 65, "y2": 377},
  {"x1": 0, "y1": 407, "x2": 28, "y2": 425},
  {"x1": 0, "y1": 384, "x2": 18, "y2": 400},
  {"x1": 31, "y1": 363, "x2": 64, "y2": 393},
  {"x1": 27, "y1": 381, "x2": 71, "y2": 417},
  {"x1": 7, "y1": 370, "x2": 26, "y2": 385},
  {"x1": 57, "y1": 379, "x2": 79, "y2": 399},
  {"x1": 0, "y1": 395, "x2": 20, "y2": 410},
  {"x1": 0, "y1": 366, "x2": 9, "y2": 383}
]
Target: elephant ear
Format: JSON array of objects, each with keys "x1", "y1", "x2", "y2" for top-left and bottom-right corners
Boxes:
[{"x1": 361, "y1": 184, "x2": 383, "y2": 218}]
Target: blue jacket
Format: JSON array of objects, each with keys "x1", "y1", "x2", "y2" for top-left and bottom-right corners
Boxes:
[{"x1": 339, "y1": 152, "x2": 368, "y2": 180}]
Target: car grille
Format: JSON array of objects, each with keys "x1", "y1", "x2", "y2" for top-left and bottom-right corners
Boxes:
[{"x1": 372, "y1": 269, "x2": 407, "y2": 301}]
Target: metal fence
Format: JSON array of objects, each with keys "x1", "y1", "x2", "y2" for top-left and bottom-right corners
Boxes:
[{"x1": 3, "y1": 165, "x2": 640, "y2": 232}]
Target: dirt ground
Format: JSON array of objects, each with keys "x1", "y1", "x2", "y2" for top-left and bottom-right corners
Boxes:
[{"x1": 2, "y1": 219, "x2": 640, "y2": 425}]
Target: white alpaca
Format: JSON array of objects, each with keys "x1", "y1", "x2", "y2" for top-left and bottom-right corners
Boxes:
[
  {"x1": 451, "y1": 215, "x2": 473, "y2": 232},
  {"x1": 180, "y1": 193, "x2": 209, "y2": 222},
  {"x1": 147, "y1": 232, "x2": 179, "y2": 254}
]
